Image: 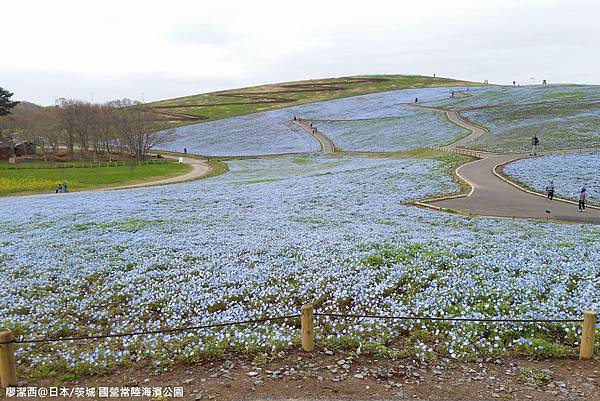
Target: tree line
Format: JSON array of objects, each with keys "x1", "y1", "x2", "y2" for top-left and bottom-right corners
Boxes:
[{"x1": 0, "y1": 87, "x2": 175, "y2": 161}]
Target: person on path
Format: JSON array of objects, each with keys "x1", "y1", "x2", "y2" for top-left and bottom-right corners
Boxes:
[
  {"x1": 530, "y1": 135, "x2": 540, "y2": 156},
  {"x1": 513, "y1": 81, "x2": 516, "y2": 85},
  {"x1": 414, "y1": 97, "x2": 419, "y2": 103},
  {"x1": 61, "y1": 180, "x2": 69, "y2": 193},
  {"x1": 184, "y1": 147, "x2": 187, "y2": 155},
  {"x1": 451, "y1": 91, "x2": 454, "y2": 98},
  {"x1": 55, "y1": 183, "x2": 62, "y2": 194},
  {"x1": 578, "y1": 187, "x2": 587, "y2": 212},
  {"x1": 545, "y1": 180, "x2": 555, "y2": 200}
]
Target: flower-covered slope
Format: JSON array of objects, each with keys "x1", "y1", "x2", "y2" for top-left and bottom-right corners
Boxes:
[
  {"x1": 1, "y1": 154, "x2": 599, "y2": 373},
  {"x1": 432, "y1": 85, "x2": 600, "y2": 152},
  {"x1": 504, "y1": 152, "x2": 600, "y2": 205},
  {"x1": 158, "y1": 86, "x2": 474, "y2": 156}
]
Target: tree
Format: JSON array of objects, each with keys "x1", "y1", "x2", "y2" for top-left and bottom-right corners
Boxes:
[
  {"x1": 57, "y1": 99, "x2": 94, "y2": 159},
  {"x1": 113, "y1": 99, "x2": 175, "y2": 160},
  {"x1": 0, "y1": 87, "x2": 19, "y2": 116}
]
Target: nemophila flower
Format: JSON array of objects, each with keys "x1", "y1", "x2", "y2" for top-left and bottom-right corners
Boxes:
[
  {"x1": 430, "y1": 85, "x2": 600, "y2": 153},
  {"x1": 505, "y1": 152, "x2": 600, "y2": 206},
  {"x1": 1, "y1": 145, "x2": 598, "y2": 372},
  {"x1": 158, "y1": 86, "x2": 470, "y2": 156},
  {"x1": 314, "y1": 110, "x2": 468, "y2": 152}
]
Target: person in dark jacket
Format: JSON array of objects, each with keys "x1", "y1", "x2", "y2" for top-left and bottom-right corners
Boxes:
[
  {"x1": 578, "y1": 187, "x2": 587, "y2": 212},
  {"x1": 545, "y1": 180, "x2": 555, "y2": 200},
  {"x1": 530, "y1": 135, "x2": 540, "y2": 156}
]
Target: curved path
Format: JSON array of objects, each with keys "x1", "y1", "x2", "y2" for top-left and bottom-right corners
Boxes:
[
  {"x1": 9, "y1": 156, "x2": 212, "y2": 198},
  {"x1": 411, "y1": 105, "x2": 600, "y2": 224},
  {"x1": 293, "y1": 120, "x2": 337, "y2": 153},
  {"x1": 107, "y1": 156, "x2": 212, "y2": 191}
]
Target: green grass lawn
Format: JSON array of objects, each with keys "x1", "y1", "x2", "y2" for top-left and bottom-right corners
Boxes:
[
  {"x1": 0, "y1": 162, "x2": 192, "y2": 196},
  {"x1": 149, "y1": 75, "x2": 484, "y2": 126}
]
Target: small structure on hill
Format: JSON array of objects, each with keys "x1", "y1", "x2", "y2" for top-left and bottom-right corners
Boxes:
[{"x1": 0, "y1": 134, "x2": 36, "y2": 159}]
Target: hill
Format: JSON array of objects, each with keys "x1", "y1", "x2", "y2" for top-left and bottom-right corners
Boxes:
[{"x1": 147, "y1": 74, "x2": 483, "y2": 126}]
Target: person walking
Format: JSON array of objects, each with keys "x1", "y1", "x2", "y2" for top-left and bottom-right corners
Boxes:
[
  {"x1": 578, "y1": 187, "x2": 587, "y2": 212},
  {"x1": 530, "y1": 135, "x2": 540, "y2": 156},
  {"x1": 414, "y1": 97, "x2": 419, "y2": 104},
  {"x1": 545, "y1": 180, "x2": 555, "y2": 200},
  {"x1": 184, "y1": 147, "x2": 187, "y2": 155}
]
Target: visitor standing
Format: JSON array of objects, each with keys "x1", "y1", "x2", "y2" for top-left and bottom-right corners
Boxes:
[
  {"x1": 578, "y1": 187, "x2": 587, "y2": 212},
  {"x1": 414, "y1": 97, "x2": 419, "y2": 103},
  {"x1": 530, "y1": 135, "x2": 539, "y2": 156},
  {"x1": 184, "y1": 147, "x2": 187, "y2": 155},
  {"x1": 545, "y1": 180, "x2": 555, "y2": 200}
]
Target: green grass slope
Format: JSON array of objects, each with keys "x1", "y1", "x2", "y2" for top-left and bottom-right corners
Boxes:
[{"x1": 0, "y1": 162, "x2": 191, "y2": 196}]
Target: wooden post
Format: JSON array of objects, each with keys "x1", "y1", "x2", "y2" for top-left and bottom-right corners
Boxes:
[
  {"x1": 0, "y1": 330, "x2": 17, "y2": 388},
  {"x1": 301, "y1": 304, "x2": 314, "y2": 352},
  {"x1": 580, "y1": 311, "x2": 597, "y2": 360}
]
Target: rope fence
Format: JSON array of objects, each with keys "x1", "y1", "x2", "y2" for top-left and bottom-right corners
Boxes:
[
  {"x1": 0, "y1": 307, "x2": 597, "y2": 388},
  {"x1": 0, "y1": 315, "x2": 301, "y2": 345}
]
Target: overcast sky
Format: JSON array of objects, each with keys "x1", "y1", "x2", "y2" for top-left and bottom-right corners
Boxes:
[{"x1": 3, "y1": 0, "x2": 599, "y2": 105}]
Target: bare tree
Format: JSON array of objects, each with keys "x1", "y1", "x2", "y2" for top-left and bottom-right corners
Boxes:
[
  {"x1": 3, "y1": 96, "x2": 174, "y2": 163},
  {"x1": 58, "y1": 99, "x2": 99, "y2": 159},
  {"x1": 113, "y1": 99, "x2": 175, "y2": 160},
  {"x1": 28, "y1": 106, "x2": 63, "y2": 161}
]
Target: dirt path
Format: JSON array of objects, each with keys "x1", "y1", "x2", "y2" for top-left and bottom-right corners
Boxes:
[
  {"x1": 30, "y1": 349, "x2": 599, "y2": 401},
  {"x1": 410, "y1": 105, "x2": 600, "y2": 224},
  {"x1": 293, "y1": 120, "x2": 338, "y2": 153}
]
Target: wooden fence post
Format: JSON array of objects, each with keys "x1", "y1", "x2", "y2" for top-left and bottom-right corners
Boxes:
[
  {"x1": 301, "y1": 304, "x2": 314, "y2": 352},
  {"x1": 0, "y1": 330, "x2": 17, "y2": 388},
  {"x1": 580, "y1": 311, "x2": 597, "y2": 360}
]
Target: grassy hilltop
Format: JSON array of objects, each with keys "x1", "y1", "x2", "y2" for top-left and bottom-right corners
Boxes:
[{"x1": 147, "y1": 75, "x2": 482, "y2": 125}]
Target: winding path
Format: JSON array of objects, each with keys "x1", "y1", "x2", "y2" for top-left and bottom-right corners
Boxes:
[
  {"x1": 411, "y1": 106, "x2": 600, "y2": 224},
  {"x1": 293, "y1": 120, "x2": 337, "y2": 153},
  {"x1": 107, "y1": 156, "x2": 212, "y2": 190},
  {"x1": 9, "y1": 156, "x2": 212, "y2": 198}
]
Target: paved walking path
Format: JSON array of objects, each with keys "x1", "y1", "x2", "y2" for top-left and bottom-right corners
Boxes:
[
  {"x1": 9, "y1": 156, "x2": 212, "y2": 198},
  {"x1": 410, "y1": 105, "x2": 600, "y2": 224},
  {"x1": 293, "y1": 120, "x2": 337, "y2": 153},
  {"x1": 108, "y1": 156, "x2": 211, "y2": 190}
]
